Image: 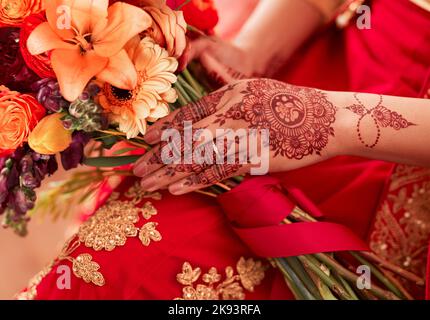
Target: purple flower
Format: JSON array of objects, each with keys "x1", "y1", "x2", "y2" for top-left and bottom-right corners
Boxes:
[
  {"x1": 0, "y1": 174, "x2": 7, "y2": 204},
  {"x1": 61, "y1": 132, "x2": 90, "y2": 170},
  {"x1": 33, "y1": 78, "x2": 68, "y2": 113},
  {"x1": 0, "y1": 146, "x2": 58, "y2": 233},
  {"x1": 10, "y1": 189, "x2": 36, "y2": 216}
]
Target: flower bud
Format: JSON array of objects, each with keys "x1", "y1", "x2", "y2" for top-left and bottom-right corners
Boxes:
[{"x1": 28, "y1": 113, "x2": 73, "y2": 155}]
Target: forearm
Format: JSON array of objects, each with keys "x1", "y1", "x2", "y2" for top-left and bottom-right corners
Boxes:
[
  {"x1": 233, "y1": 0, "x2": 341, "y2": 76},
  {"x1": 328, "y1": 90, "x2": 430, "y2": 167}
]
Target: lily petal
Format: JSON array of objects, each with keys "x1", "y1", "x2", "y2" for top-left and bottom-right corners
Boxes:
[
  {"x1": 97, "y1": 49, "x2": 137, "y2": 90},
  {"x1": 27, "y1": 22, "x2": 76, "y2": 55},
  {"x1": 45, "y1": 0, "x2": 75, "y2": 40},
  {"x1": 92, "y1": 2, "x2": 152, "y2": 58},
  {"x1": 46, "y1": 0, "x2": 108, "y2": 38},
  {"x1": 71, "y1": 0, "x2": 109, "y2": 34},
  {"x1": 51, "y1": 48, "x2": 108, "y2": 101}
]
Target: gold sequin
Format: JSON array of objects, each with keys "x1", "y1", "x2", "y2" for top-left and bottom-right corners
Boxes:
[{"x1": 175, "y1": 258, "x2": 266, "y2": 300}]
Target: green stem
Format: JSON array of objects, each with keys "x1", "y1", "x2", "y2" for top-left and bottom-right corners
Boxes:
[
  {"x1": 175, "y1": 81, "x2": 192, "y2": 104},
  {"x1": 273, "y1": 259, "x2": 305, "y2": 300},
  {"x1": 299, "y1": 255, "x2": 353, "y2": 300},
  {"x1": 349, "y1": 252, "x2": 404, "y2": 299},
  {"x1": 182, "y1": 68, "x2": 207, "y2": 96},
  {"x1": 285, "y1": 256, "x2": 322, "y2": 299},
  {"x1": 175, "y1": 84, "x2": 189, "y2": 106},
  {"x1": 315, "y1": 253, "x2": 400, "y2": 300},
  {"x1": 279, "y1": 258, "x2": 316, "y2": 300},
  {"x1": 334, "y1": 271, "x2": 359, "y2": 300},
  {"x1": 175, "y1": 0, "x2": 191, "y2": 10},
  {"x1": 178, "y1": 75, "x2": 201, "y2": 101}
]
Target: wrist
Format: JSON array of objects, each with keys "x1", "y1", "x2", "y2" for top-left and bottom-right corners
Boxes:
[{"x1": 325, "y1": 90, "x2": 359, "y2": 157}]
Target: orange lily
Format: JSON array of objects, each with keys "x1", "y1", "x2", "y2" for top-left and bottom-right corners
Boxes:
[{"x1": 27, "y1": 0, "x2": 152, "y2": 101}]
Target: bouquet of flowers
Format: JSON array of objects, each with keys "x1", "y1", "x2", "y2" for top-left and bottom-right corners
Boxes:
[
  {"x1": 0, "y1": 0, "x2": 218, "y2": 233},
  {"x1": 0, "y1": 0, "x2": 424, "y2": 300}
]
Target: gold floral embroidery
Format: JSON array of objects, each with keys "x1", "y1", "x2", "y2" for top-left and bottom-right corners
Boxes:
[
  {"x1": 370, "y1": 165, "x2": 430, "y2": 284},
  {"x1": 15, "y1": 262, "x2": 55, "y2": 300},
  {"x1": 139, "y1": 222, "x2": 162, "y2": 246},
  {"x1": 125, "y1": 181, "x2": 162, "y2": 203},
  {"x1": 175, "y1": 258, "x2": 266, "y2": 300},
  {"x1": 78, "y1": 200, "x2": 141, "y2": 251},
  {"x1": 18, "y1": 182, "x2": 163, "y2": 293},
  {"x1": 71, "y1": 254, "x2": 105, "y2": 286},
  {"x1": 78, "y1": 200, "x2": 160, "y2": 251}
]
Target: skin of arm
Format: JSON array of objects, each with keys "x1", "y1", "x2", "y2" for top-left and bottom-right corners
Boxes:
[
  {"x1": 331, "y1": 91, "x2": 430, "y2": 167},
  {"x1": 233, "y1": 0, "x2": 328, "y2": 75},
  {"x1": 191, "y1": 0, "x2": 343, "y2": 81}
]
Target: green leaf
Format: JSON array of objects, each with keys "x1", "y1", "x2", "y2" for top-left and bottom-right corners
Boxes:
[
  {"x1": 83, "y1": 155, "x2": 141, "y2": 168},
  {"x1": 112, "y1": 147, "x2": 138, "y2": 156},
  {"x1": 100, "y1": 136, "x2": 118, "y2": 149}
]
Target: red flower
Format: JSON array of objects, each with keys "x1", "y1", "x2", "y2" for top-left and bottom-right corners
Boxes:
[
  {"x1": 168, "y1": 0, "x2": 219, "y2": 33},
  {"x1": 110, "y1": 0, "x2": 219, "y2": 34},
  {"x1": 19, "y1": 13, "x2": 55, "y2": 78}
]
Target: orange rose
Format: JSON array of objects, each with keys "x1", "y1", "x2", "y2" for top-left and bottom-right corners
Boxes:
[
  {"x1": 0, "y1": 86, "x2": 45, "y2": 157},
  {"x1": 146, "y1": 0, "x2": 187, "y2": 58},
  {"x1": 28, "y1": 113, "x2": 72, "y2": 155},
  {"x1": 117, "y1": 0, "x2": 187, "y2": 58},
  {"x1": 0, "y1": 0, "x2": 44, "y2": 27}
]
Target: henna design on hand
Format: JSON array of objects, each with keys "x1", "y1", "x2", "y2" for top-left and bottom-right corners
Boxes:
[
  {"x1": 185, "y1": 163, "x2": 243, "y2": 187},
  {"x1": 161, "y1": 84, "x2": 238, "y2": 131},
  {"x1": 346, "y1": 93, "x2": 415, "y2": 148},
  {"x1": 215, "y1": 79, "x2": 337, "y2": 159}
]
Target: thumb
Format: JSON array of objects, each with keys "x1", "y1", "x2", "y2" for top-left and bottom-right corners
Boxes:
[{"x1": 188, "y1": 37, "x2": 219, "y2": 62}]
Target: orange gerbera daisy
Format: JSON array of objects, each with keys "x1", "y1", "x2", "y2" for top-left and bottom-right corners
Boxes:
[
  {"x1": 26, "y1": 0, "x2": 152, "y2": 101},
  {"x1": 98, "y1": 37, "x2": 178, "y2": 139}
]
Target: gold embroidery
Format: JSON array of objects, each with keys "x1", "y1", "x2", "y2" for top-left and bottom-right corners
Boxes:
[
  {"x1": 70, "y1": 254, "x2": 105, "y2": 286},
  {"x1": 125, "y1": 181, "x2": 162, "y2": 203},
  {"x1": 370, "y1": 165, "x2": 430, "y2": 282},
  {"x1": 77, "y1": 200, "x2": 159, "y2": 251},
  {"x1": 175, "y1": 258, "x2": 266, "y2": 300},
  {"x1": 15, "y1": 262, "x2": 54, "y2": 300},
  {"x1": 18, "y1": 182, "x2": 163, "y2": 293},
  {"x1": 78, "y1": 200, "x2": 141, "y2": 251},
  {"x1": 142, "y1": 202, "x2": 158, "y2": 220},
  {"x1": 139, "y1": 222, "x2": 162, "y2": 246}
]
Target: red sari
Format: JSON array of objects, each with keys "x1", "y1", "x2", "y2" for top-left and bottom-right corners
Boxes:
[{"x1": 18, "y1": 0, "x2": 430, "y2": 300}]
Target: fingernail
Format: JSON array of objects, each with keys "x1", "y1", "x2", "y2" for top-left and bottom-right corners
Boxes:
[
  {"x1": 144, "y1": 129, "x2": 160, "y2": 144},
  {"x1": 140, "y1": 176, "x2": 158, "y2": 190},
  {"x1": 169, "y1": 183, "x2": 185, "y2": 195},
  {"x1": 133, "y1": 163, "x2": 148, "y2": 177}
]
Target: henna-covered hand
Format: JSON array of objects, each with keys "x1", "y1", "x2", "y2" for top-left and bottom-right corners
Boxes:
[{"x1": 133, "y1": 79, "x2": 339, "y2": 195}]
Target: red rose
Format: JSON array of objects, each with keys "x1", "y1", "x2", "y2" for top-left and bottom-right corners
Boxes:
[
  {"x1": 19, "y1": 13, "x2": 55, "y2": 78},
  {"x1": 167, "y1": 0, "x2": 219, "y2": 33}
]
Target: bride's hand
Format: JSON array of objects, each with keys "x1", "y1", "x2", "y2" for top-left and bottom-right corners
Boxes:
[
  {"x1": 189, "y1": 37, "x2": 257, "y2": 85},
  {"x1": 133, "y1": 79, "x2": 342, "y2": 195}
]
